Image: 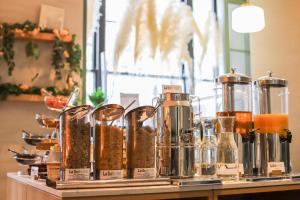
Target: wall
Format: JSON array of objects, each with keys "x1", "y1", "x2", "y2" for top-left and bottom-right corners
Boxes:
[
  {"x1": 0, "y1": 1, "x2": 83, "y2": 199},
  {"x1": 250, "y1": 0, "x2": 300, "y2": 171},
  {"x1": 0, "y1": 0, "x2": 83, "y2": 88}
]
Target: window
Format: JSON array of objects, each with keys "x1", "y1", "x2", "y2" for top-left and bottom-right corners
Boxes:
[
  {"x1": 85, "y1": 0, "x2": 251, "y2": 116},
  {"x1": 224, "y1": 0, "x2": 251, "y2": 75}
]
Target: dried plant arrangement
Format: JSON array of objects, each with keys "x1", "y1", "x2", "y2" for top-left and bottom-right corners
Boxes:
[
  {"x1": 113, "y1": 1, "x2": 223, "y2": 94},
  {"x1": 197, "y1": 12, "x2": 222, "y2": 79},
  {"x1": 113, "y1": 0, "x2": 158, "y2": 68},
  {"x1": 159, "y1": 2, "x2": 205, "y2": 93}
]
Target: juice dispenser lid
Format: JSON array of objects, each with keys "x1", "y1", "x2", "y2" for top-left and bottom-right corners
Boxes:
[
  {"x1": 217, "y1": 68, "x2": 251, "y2": 84},
  {"x1": 254, "y1": 71, "x2": 287, "y2": 87}
]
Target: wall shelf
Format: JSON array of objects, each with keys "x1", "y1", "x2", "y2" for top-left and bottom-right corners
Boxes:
[
  {"x1": 14, "y1": 31, "x2": 72, "y2": 43},
  {"x1": 6, "y1": 94, "x2": 44, "y2": 102}
]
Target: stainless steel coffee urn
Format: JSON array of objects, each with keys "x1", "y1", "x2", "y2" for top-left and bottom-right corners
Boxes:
[
  {"x1": 216, "y1": 68, "x2": 254, "y2": 177},
  {"x1": 253, "y1": 71, "x2": 291, "y2": 176},
  {"x1": 156, "y1": 93, "x2": 196, "y2": 178}
]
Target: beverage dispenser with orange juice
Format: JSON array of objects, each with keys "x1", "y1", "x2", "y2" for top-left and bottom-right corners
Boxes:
[
  {"x1": 216, "y1": 68, "x2": 254, "y2": 177},
  {"x1": 253, "y1": 71, "x2": 291, "y2": 176}
]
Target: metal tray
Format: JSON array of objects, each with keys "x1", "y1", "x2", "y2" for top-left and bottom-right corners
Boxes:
[
  {"x1": 173, "y1": 177, "x2": 222, "y2": 187},
  {"x1": 46, "y1": 178, "x2": 172, "y2": 189},
  {"x1": 290, "y1": 174, "x2": 300, "y2": 180},
  {"x1": 245, "y1": 176, "x2": 290, "y2": 182}
]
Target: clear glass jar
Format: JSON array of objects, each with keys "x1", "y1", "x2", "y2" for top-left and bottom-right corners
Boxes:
[
  {"x1": 59, "y1": 105, "x2": 92, "y2": 181},
  {"x1": 92, "y1": 104, "x2": 125, "y2": 180},
  {"x1": 217, "y1": 116, "x2": 239, "y2": 181},
  {"x1": 253, "y1": 72, "x2": 288, "y2": 135},
  {"x1": 216, "y1": 68, "x2": 252, "y2": 136},
  {"x1": 125, "y1": 106, "x2": 156, "y2": 179},
  {"x1": 253, "y1": 71, "x2": 290, "y2": 175},
  {"x1": 216, "y1": 68, "x2": 252, "y2": 177},
  {"x1": 199, "y1": 117, "x2": 218, "y2": 178}
]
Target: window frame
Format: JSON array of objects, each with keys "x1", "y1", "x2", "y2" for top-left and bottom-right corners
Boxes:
[{"x1": 223, "y1": 0, "x2": 251, "y2": 75}]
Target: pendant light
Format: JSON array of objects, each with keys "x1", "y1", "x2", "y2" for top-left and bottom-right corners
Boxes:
[{"x1": 232, "y1": 2, "x2": 265, "y2": 33}]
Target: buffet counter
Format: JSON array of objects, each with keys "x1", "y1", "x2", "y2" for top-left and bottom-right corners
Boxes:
[{"x1": 7, "y1": 173, "x2": 300, "y2": 200}]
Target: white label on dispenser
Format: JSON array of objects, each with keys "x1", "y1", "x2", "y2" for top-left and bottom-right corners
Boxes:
[
  {"x1": 100, "y1": 170, "x2": 123, "y2": 180},
  {"x1": 239, "y1": 164, "x2": 244, "y2": 175},
  {"x1": 31, "y1": 166, "x2": 39, "y2": 179},
  {"x1": 162, "y1": 85, "x2": 182, "y2": 93},
  {"x1": 134, "y1": 168, "x2": 156, "y2": 179},
  {"x1": 268, "y1": 162, "x2": 285, "y2": 174},
  {"x1": 217, "y1": 164, "x2": 239, "y2": 176},
  {"x1": 65, "y1": 168, "x2": 90, "y2": 180}
]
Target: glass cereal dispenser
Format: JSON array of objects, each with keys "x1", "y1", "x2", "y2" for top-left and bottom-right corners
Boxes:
[
  {"x1": 92, "y1": 104, "x2": 125, "y2": 180},
  {"x1": 254, "y1": 71, "x2": 291, "y2": 176},
  {"x1": 216, "y1": 68, "x2": 254, "y2": 177}
]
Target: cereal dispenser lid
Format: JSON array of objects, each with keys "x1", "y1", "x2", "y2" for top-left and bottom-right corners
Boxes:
[
  {"x1": 254, "y1": 71, "x2": 287, "y2": 87},
  {"x1": 125, "y1": 106, "x2": 155, "y2": 119},
  {"x1": 92, "y1": 104, "x2": 125, "y2": 121},
  {"x1": 217, "y1": 68, "x2": 251, "y2": 84}
]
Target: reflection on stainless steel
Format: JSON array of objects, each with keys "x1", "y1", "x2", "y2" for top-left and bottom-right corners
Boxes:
[{"x1": 156, "y1": 93, "x2": 195, "y2": 178}]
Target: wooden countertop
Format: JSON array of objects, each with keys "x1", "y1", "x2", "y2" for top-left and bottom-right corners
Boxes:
[
  {"x1": 7, "y1": 172, "x2": 300, "y2": 200},
  {"x1": 7, "y1": 173, "x2": 212, "y2": 198}
]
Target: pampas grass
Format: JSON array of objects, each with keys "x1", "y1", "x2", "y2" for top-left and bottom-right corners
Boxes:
[
  {"x1": 133, "y1": 0, "x2": 158, "y2": 62},
  {"x1": 159, "y1": 2, "x2": 205, "y2": 63},
  {"x1": 146, "y1": 0, "x2": 158, "y2": 58},
  {"x1": 114, "y1": 0, "x2": 158, "y2": 68},
  {"x1": 113, "y1": 0, "x2": 136, "y2": 69},
  {"x1": 158, "y1": 2, "x2": 206, "y2": 93}
]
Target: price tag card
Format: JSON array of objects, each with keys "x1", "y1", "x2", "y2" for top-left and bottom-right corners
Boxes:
[
  {"x1": 30, "y1": 166, "x2": 39, "y2": 179},
  {"x1": 217, "y1": 164, "x2": 239, "y2": 176},
  {"x1": 268, "y1": 162, "x2": 285, "y2": 175},
  {"x1": 134, "y1": 168, "x2": 156, "y2": 179},
  {"x1": 65, "y1": 168, "x2": 90, "y2": 180},
  {"x1": 100, "y1": 170, "x2": 123, "y2": 180},
  {"x1": 239, "y1": 164, "x2": 244, "y2": 175},
  {"x1": 162, "y1": 85, "x2": 182, "y2": 94}
]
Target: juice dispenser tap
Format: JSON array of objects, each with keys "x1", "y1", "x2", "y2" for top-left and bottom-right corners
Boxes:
[
  {"x1": 216, "y1": 68, "x2": 253, "y2": 177},
  {"x1": 254, "y1": 71, "x2": 290, "y2": 176}
]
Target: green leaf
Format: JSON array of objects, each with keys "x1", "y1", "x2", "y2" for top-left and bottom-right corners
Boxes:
[{"x1": 88, "y1": 87, "x2": 106, "y2": 107}]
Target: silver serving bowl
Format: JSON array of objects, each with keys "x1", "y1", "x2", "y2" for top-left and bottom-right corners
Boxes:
[{"x1": 22, "y1": 130, "x2": 44, "y2": 146}]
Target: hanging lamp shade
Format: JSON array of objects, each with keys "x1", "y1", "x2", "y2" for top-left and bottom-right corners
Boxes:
[{"x1": 232, "y1": 2, "x2": 265, "y2": 33}]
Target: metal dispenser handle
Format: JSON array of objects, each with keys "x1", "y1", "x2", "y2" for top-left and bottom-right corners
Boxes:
[{"x1": 280, "y1": 129, "x2": 292, "y2": 174}]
